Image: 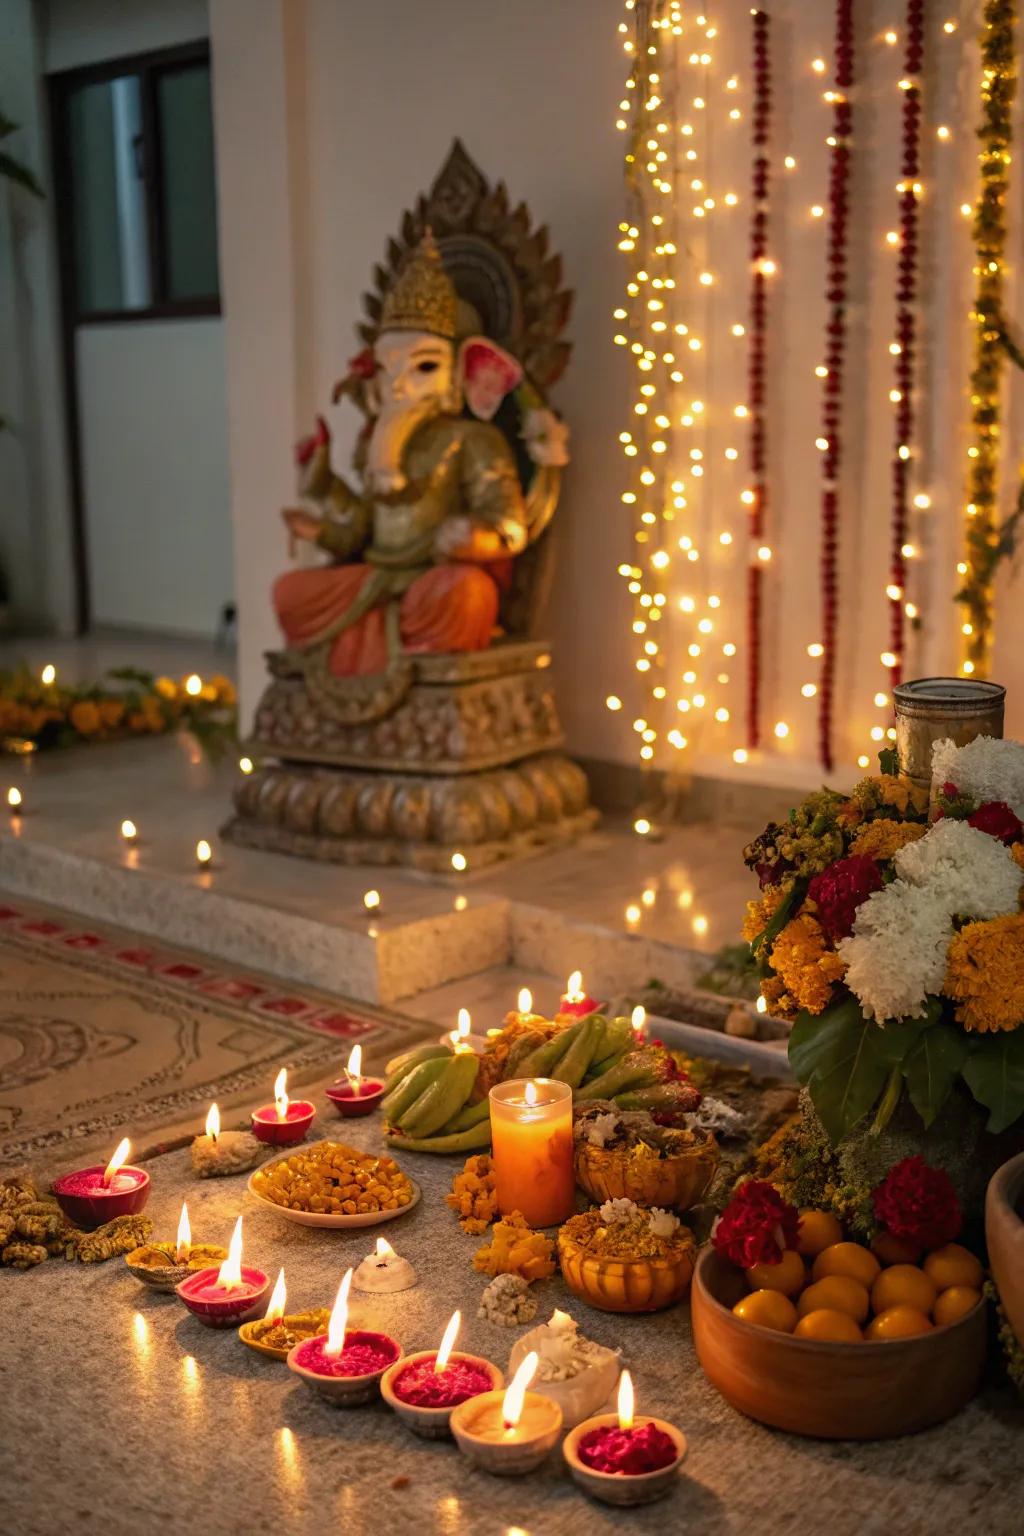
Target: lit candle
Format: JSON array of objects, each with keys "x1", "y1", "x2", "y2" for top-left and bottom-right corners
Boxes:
[
  {"x1": 195, "y1": 839, "x2": 213, "y2": 867},
  {"x1": 251, "y1": 1067, "x2": 315, "y2": 1144},
  {"x1": 41, "y1": 663, "x2": 56, "y2": 686},
  {"x1": 123, "y1": 1203, "x2": 226, "y2": 1290},
  {"x1": 120, "y1": 819, "x2": 137, "y2": 842},
  {"x1": 451, "y1": 851, "x2": 467, "y2": 872},
  {"x1": 382, "y1": 1308, "x2": 502, "y2": 1438},
  {"x1": 287, "y1": 1267, "x2": 402, "y2": 1405},
  {"x1": 362, "y1": 888, "x2": 381, "y2": 914},
  {"x1": 176, "y1": 1215, "x2": 271, "y2": 1327},
  {"x1": 631, "y1": 1004, "x2": 647, "y2": 1043},
  {"x1": 265, "y1": 1267, "x2": 287, "y2": 1326},
  {"x1": 563, "y1": 1370, "x2": 687, "y2": 1506},
  {"x1": 489, "y1": 1078, "x2": 574, "y2": 1227},
  {"x1": 450, "y1": 1350, "x2": 564, "y2": 1475},
  {"x1": 190, "y1": 1101, "x2": 263, "y2": 1176},
  {"x1": 353, "y1": 1235, "x2": 417, "y2": 1294},
  {"x1": 238, "y1": 1265, "x2": 333, "y2": 1359},
  {"x1": 438, "y1": 1007, "x2": 489, "y2": 1055},
  {"x1": 559, "y1": 971, "x2": 599, "y2": 1020},
  {"x1": 175, "y1": 1201, "x2": 191, "y2": 1264},
  {"x1": 52, "y1": 1136, "x2": 151, "y2": 1229},
  {"x1": 325, "y1": 1044, "x2": 386, "y2": 1118},
  {"x1": 7, "y1": 786, "x2": 23, "y2": 813}
]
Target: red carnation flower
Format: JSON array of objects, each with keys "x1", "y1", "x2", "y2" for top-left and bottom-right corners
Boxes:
[
  {"x1": 712, "y1": 1180, "x2": 800, "y2": 1268},
  {"x1": 871, "y1": 1156, "x2": 962, "y2": 1250},
  {"x1": 942, "y1": 781, "x2": 960, "y2": 800},
  {"x1": 807, "y1": 854, "x2": 884, "y2": 942},
  {"x1": 967, "y1": 800, "x2": 1024, "y2": 846}
]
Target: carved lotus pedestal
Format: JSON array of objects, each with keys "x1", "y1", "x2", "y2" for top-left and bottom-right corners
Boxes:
[{"x1": 222, "y1": 641, "x2": 597, "y2": 871}]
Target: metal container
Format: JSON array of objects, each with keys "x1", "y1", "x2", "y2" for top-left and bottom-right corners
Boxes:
[{"x1": 893, "y1": 677, "x2": 1005, "y2": 792}]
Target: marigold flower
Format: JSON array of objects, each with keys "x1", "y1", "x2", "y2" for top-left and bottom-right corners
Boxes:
[
  {"x1": 742, "y1": 888, "x2": 785, "y2": 943},
  {"x1": 98, "y1": 699, "x2": 125, "y2": 731},
  {"x1": 1012, "y1": 843, "x2": 1024, "y2": 874},
  {"x1": 944, "y1": 913, "x2": 1024, "y2": 1033},
  {"x1": 850, "y1": 819, "x2": 928, "y2": 861},
  {"x1": 69, "y1": 701, "x2": 101, "y2": 736},
  {"x1": 872, "y1": 1156, "x2": 962, "y2": 1249},
  {"x1": 769, "y1": 914, "x2": 846, "y2": 1015}
]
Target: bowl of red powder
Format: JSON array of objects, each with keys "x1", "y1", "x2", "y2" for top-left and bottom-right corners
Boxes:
[
  {"x1": 563, "y1": 1412, "x2": 687, "y2": 1506},
  {"x1": 381, "y1": 1350, "x2": 504, "y2": 1439},
  {"x1": 287, "y1": 1329, "x2": 402, "y2": 1405}
]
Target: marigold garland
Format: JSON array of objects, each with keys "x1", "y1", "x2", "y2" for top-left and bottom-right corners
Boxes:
[
  {"x1": 746, "y1": 9, "x2": 772, "y2": 750},
  {"x1": 957, "y1": 0, "x2": 1018, "y2": 676},
  {"x1": 817, "y1": 0, "x2": 854, "y2": 773}
]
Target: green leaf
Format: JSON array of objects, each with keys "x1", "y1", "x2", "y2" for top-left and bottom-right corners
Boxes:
[
  {"x1": 750, "y1": 878, "x2": 807, "y2": 956},
  {"x1": 870, "y1": 1012, "x2": 933, "y2": 1066},
  {"x1": 901, "y1": 1019, "x2": 969, "y2": 1127},
  {"x1": 963, "y1": 1032, "x2": 1024, "y2": 1134},
  {"x1": 789, "y1": 997, "x2": 892, "y2": 1144},
  {"x1": 878, "y1": 746, "x2": 899, "y2": 776}
]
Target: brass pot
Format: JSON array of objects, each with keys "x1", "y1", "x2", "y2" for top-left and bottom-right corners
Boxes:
[
  {"x1": 557, "y1": 1225, "x2": 695, "y2": 1313},
  {"x1": 573, "y1": 1134, "x2": 718, "y2": 1212}
]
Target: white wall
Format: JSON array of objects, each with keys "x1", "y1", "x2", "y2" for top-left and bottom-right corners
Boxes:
[
  {"x1": 38, "y1": 0, "x2": 209, "y2": 72},
  {"x1": 209, "y1": 0, "x2": 1024, "y2": 780},
  {"x1": 77, "y1": 320, "x2": 232, "y2": 634}
]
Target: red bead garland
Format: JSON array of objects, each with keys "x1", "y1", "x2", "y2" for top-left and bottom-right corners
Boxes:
[
  {"x1": 888, "y1": 2, "x2": 925, "y2": 687},
  {"x1": 746, "y1": 9, "x2": 772, "y2": 752},
  {"x1": 817, "y1": 0, "x2": 855, "y2": 773}
]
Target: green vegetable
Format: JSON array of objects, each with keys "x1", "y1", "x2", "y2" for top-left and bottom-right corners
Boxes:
[
  {"x1": 594, "y1": 1016, "x2": 633, "y2": 1061},
  {"x1": 381, "y1": 1055, "x2": 450, "y2": 1124},
  {"x1": 503, "y1": 1030, "x2": 547, "y2": 1078},
  {"x1": 441, "y1": 1098, "x2": 492, "y2": 1133},
  {"x1": 576, "y1": 1048, "x2": 664, "y2": 1101},
  {"x1": 400, "y1": 1052, "x2": 480, "y2": 1138},
  {"x1": 614, "y1": 1083, "x2": 695, "y2": 1112},
  {"x1": 383, "y1": 1044, "x2": 450, "y2": 1096},
  {"x1": 552, "y1": 1016, "x2": 601, "y2": 1089},
  {"x1": 516, "y1": 1018, "x2": 585, "y2": 1078},
  {"x1": 385, "y1": 1121, "x2": 493, "y2": 1155}
]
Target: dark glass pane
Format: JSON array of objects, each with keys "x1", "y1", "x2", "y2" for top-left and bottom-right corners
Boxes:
[
  {"x1": 156, "y1": 63, "x2": 219, "y2": 301},
  {"x1": 68, "y1": 75, "x2": 151, "y2": 313}
]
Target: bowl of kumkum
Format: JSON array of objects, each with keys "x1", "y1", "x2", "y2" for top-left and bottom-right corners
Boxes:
[
  {"x1": 558, "y1": 1200, "x2": 696, "y2": 1314},
  {"x1": 125, "y1": 1242, "x2": 228, "y2": 1291},
  {"x1": 239, "y1": 1309, "x2": 332, "y2": 1360}
]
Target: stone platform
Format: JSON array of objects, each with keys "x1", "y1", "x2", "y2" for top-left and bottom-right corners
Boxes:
[{"x1": 4, "y1": 1110, "x2": 1020, "y2": 1536}]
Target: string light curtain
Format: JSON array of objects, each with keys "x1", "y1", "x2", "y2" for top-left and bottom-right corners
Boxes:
[{"x1": 745, "y1": 9, "x2": 773, "y2": 753}]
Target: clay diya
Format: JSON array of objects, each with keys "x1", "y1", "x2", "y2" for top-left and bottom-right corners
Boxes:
[
  {"x1": 238, "y1": 1268, "x2": 330, "y2": 1360},
  {"x1": 438, "y1": 1007, "x2": 491, "y2": 1056},
  {"x1": 324, "y1": 1044, "x2": 386, "y2": 1119},
  {"x1": 125, "y1": 1200, "x2": 227, "y2": 1290},
  {"x1": 191, "y1": 1102, "x2": 265, "y2": 1177},
  {"x1": 353, "y1": 1236, "x2": 417, "y2": 1294},
  {"x1": 251, "y1": 1068, "x2": 315, "y2": 1145},
  {"x1": 52, "y1": 1137, "x2": 150, "y2": 1230},
  {"x1": 381, "y1": 1310, "x2": 503, "y2": 1439},
  {"x1": 451, "y1": 1351, "x2": 563, "y2": 1476},
  {"x1": 558, "y1": 970, "x2": 600, "y2": 1020},
  {"x1": 563, "y1": 1371, "x2": 687, "y2": 1507},
  {"x1": 287, "y1": 1268, "x2": 401, "y2": 1405},
  {"x1": 176, "y1": 1215, "x2": 269, "y2": 1327}
]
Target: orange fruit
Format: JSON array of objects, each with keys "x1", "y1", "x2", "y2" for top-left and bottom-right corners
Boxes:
[
  {"x1": 871, "y1": 1230, "x2": 921, "y2": 1266},
  {"x1": 794, "y1": 1308, "x2": 863, "y2": 1343},
  {"x1": 866, "y1": 1305, "x2": 933, "y2": 1340},
  {"x1": 870, "y1": 1264, "x2": 937, "y2": 1317},
  {"x1": 797, "y1": 1274, "x2": 870, "y2": 1325},
  {"x1": 796, "y1": 1209, "x2": 844, "y2": 1258},
  {"x1": 732, "y1": 1289, "x2": 798, "y2": 1333},
  {"x1": 745, "y1": 1249, "x2": 806, "y2": 1297},
  {"x1": 923, "y1": 1243, "x2": 983, "y2": 1293},
  {"x1": 812, "y1": 1241, "x2": 880, "y2": 1290},
  {"x1": 933, "y1": 1286, "x2": 982, "y2": 1327}
]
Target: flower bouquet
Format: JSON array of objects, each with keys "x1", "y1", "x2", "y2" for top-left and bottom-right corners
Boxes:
[
  {"x1": 743, "y1": 736, "x2": 1024, "y2": 1153},
  {"x1": 0, "y1": 666, "x2": 237, "y2": 757}
]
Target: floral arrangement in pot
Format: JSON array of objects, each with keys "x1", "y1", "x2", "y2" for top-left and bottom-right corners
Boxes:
[{"x1": 742, "y1": 736, "x2": 1024, "y2": 1158}]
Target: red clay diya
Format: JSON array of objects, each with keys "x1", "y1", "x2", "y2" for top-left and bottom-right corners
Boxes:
[
  {"x1": 558, "y1": 970, "x2": 600, "y2": 1020},
  {"x1": 381, "y1": 1312, "x2": 503, "y2": 1439},
  {"x1": 287, "y1": 1266, "x2": 401, "y2": 1404},
  {"x1": 176, "y1": 1215, "x2": 269, "y2": 1327},
  {"x1": 562, "y1": 1373, "x2": 687, "y2": 1507},
  {"x1": 52, "y1": 1137, "x2": 150, "y2": 1229},
  {"x1": 251, "y1": 1067, "x2": 315, "y2": 1144},
  {"x1": 324, "y1": 1045, "x2": 384, "y2": 1118}
]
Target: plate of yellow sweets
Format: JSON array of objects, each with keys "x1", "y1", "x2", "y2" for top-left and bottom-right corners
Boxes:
[{"x1": 248, "y1": 1141, "x2": 420, "y2": 1229}]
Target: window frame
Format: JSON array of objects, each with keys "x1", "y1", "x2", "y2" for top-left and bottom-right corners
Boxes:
[{"x1": 49, "y1": 39, "x2": 221, "y2": 325}]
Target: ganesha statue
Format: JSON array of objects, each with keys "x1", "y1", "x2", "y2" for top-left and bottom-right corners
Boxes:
[{"x1": 225, "y1": 142, "x2": 595, "y2": 869}]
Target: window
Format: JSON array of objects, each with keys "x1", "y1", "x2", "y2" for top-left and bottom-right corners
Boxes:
[{"x1": 52, "y1": 42, "x2": 220, "y2": 321}]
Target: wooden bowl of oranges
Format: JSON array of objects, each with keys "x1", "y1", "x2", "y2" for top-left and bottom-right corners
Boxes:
[{"x1": 691, "y1": 1209, "x2": 987, "y2": 1439}]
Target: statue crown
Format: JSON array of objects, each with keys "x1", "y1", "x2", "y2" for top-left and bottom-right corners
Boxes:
[{"x1": 379, "y1": 231, "x2": 458, "y2": 342}]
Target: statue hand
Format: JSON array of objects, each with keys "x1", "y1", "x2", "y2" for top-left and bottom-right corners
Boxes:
[
  {"x1": 433, "y1": 516, "x2": 504, "y2": 562},
  {"x1": 281, "y1": 507, "x2": 323, "y2": 544}
]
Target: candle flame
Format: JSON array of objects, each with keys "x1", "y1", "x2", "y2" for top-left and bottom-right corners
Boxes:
[
  {"x1": 274, "y1": 1067, "x2": 289, "y2": 1120},
  {"x1": 567, "y1": 970, "x2": 583, "y2": 999},
  {"x1": 195, "y1": 839, "x2": 213, "y2": 866},
  {"x1": 346, "y1": 1044, "x2": 363, "y2": 1083},
  {"x1": 435, "y1": 1308, "x2": 461, "y2": 1372},
  {"x1": 517, "y1": 987, "x2": 533, "y2": 1014},
  {"x1": 7, "y1": 786, "x2": 22, "y2": 809},
  {"x1": 631, "y1": 1004, "x2": 646, "y2": 1039},
  {"x1": 175, "y1": 1201, "x2": 191, "y2": 1263},
  {"x1": 524, "y1": 1080, "x2": 539, "y2": 1108},
  {"x1": 457, "y1": 1008, "x2": 471, "y2": 1039},
  {"x1": 205, "y1": 1101, "x2": 220, "y2": 1141},
  {"x1": 103, "y1": 1137, "x2": 131, "y2": 1186},
  {"x1": 617, "y1": 1369, "x2": 635, "y2": 1431},
  {"x1": 120, "y1": 819, "x2": 137, "y2": 840},
  {"x1": 502, "y1": 1350, "x2": 538, "y2": 1430},
  {"x1": 41, "y1": 663, "x2": 56, "y2": 686},
  {"x1": 217, "y1": 1215, "x2": 244, "y2": 1291},
  {"x1": 549, "y1": 1308, "x2": 573, "y2": 1329},
  {"x1": 325, "y1": 1268, "x2": 353, "y2": 1359},
  {"x1": 375, "y1": 1236, "x2": 395, "y2": 1260},
  {"x1": 266, "y1": 1267, "x2": 287, "y2": 1325},
  {"x1": 363, "y1": 889, "x2": 380, "y2": 911}
]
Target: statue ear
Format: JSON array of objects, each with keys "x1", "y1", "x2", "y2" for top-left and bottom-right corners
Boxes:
[{"x1": 458, "y1": 337, "x2": 523, "y2": 421}]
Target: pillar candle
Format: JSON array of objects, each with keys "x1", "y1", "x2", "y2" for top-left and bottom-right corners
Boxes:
[{"x1": 489, "y1": 1079, "x2": 574, "y2": 1228}]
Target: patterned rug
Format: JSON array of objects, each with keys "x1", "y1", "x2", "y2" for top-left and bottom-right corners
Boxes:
[{"x1": 0, "y1": 893, "x2": 428, "y2": 1172}]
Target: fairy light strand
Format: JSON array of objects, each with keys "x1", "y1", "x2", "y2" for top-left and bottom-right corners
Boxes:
[{"x1": 745, "y1": 9, "x2": 772, "y2": 750}]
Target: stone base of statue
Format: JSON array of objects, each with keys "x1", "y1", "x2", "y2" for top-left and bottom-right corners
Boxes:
[{"x1": 221, "y1": 641, "x2": 597, "y2": 870}]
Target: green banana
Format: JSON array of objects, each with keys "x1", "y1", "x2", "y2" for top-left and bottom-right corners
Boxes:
[
  {"x1": 551, "y1": 1016, "x2": 601, "y2": 1089},
  {"x1": 577, "y1": 1047, "x2": 664, "y2": 1102},
  {"x1": 400, "y1": 1052, "x2": 480, "y2": 1138},
  {"x1": 516, "y1": 1018, "x2": 586, "y2": 1078},
  {"x1": 441, "y1": 1098, "x2": 492, "y2": 1134},
  {"x1": 380, "y1": 1055, "x2": 450, "y2": 1125},
  {"x1": 386, "y1": 1120, "x2": 492, "y2": 1155},
  {"x1": 383, "y1": 1044, "x2": 450, "y2": 1095}
]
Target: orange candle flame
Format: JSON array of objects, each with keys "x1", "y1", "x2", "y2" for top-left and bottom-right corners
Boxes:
[
  {"x1": 434, "y1": 1309, "x2": 461, "y2": 1372},
  {"x1": 266, "y1": 1268, "x2": 287, "y2": 1325},
  {"x1": 524, "y1": 1081, "x2": 539, "y2": 1108},
  {"x1": 375, "y1": 1236, "x2": 395, "y2": 1260},
  {"x1": 175, "y1": 1201, "x2": 191, "y2": 1263},
  {"x1": 102, "y1": 1137, "x2": 132, "y2": 1186},
  {"x1": 346, "y1": 1044, "x2": 363, "y2": 1088},
  {"x1": 325, "y1": 1268, "x2": 353, "y2": 1359},
  {"x1": 517, "y1": 987, "x2": 533, "y2": 1015},
  {"x1": 631, "y1": 1004, "x2": 647, "y2": 1040},
  {"x1": 566, "y1": 970, "x2": 583, "y2": 1001},
  {"x1": 205, "y1": 1102, "x2": 220, "y2": 1142},
  {"x1": 617, "y1": 1369, "x2": 635, "y2": 1432},
  {"x1": 274, "y1": 1067, "x2": 289, "y2": 1121},
  {"x1": 216, "y1": 1215, "x2": 244, "y2": 1291},
  {"x1": 502, "y1": 1350, "x2": 538, "y2": 1430}
]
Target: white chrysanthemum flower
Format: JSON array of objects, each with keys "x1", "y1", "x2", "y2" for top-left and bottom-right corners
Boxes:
[
  {"x1": 838, "y1": 882, "x2": 952, "y2": 1022},
  {"x1": 647, "y1": 1207, "x2": 681, "y2": 1239},
  {"x1": 931, "y1": 734, "x2": 1024, "y2": 819},
  {"x1": 894, "y1": 817, "x2": 1022, "y2": 918},
  {"x1": 599, "y1": 1197, "x2": 638, "y2": 1224}
]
